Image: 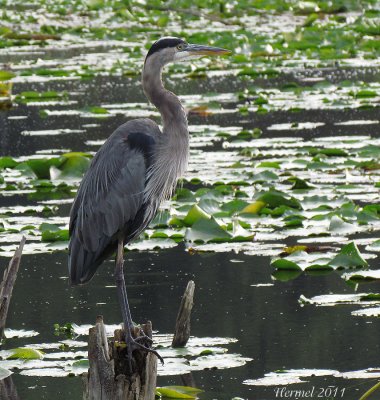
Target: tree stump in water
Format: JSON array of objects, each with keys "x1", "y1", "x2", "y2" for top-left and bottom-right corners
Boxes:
[
  {"x1": 172, "y1": 280, "x2": 195, "y2": 348},
  {"x1": 0, "y1": 236, "x2": 26, "y2": 340},
  {"x1": 0, "y1": 376, "x2": 20, "y2": 400},
  {"x1": 84, "y1": 316, "x2": 157, "y2": 400}
]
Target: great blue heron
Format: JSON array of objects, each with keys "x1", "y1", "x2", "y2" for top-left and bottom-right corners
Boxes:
[{"x1": 68, "y1": 37, "x2": 229, "y2": 367}]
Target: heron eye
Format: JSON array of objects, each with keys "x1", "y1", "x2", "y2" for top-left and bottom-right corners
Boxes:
[{"x1": 177, "y1": 44, "x2": 185, "y2": 50}]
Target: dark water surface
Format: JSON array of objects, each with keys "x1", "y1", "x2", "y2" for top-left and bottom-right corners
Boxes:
[
  {"x1": 4, "y1": 247, "x2": 380, "y2": 399},
  {"x1": 1, "y1": 62, "x2": 380, "y2": 399}
]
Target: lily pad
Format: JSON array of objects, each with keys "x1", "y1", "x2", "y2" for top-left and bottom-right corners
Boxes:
[
  {"x1": 54, "y1": 153, "x2": 91, "y2": 179},
  {"x1": 344, "y1": 270, "x2": 380, "y2": 282},
  {"x1": 256, "y1": 190, "x2": 302, "y2": 210},
  {"x1": 288, "y1": 177, "x2": 314, "y2": 190},
  {"x1": 328, "y1": 216, "x2": 357, "y2": 234},
  {"x1": 156, "y1": 386, "x2": 201, "y2": 399},
  {"x1": 0, "y1": 71, "x2": 15, "y2": 81},
  {"x1": 299, "y1": 293, "x2": 380, "y2": 306},
  {"x1": 183, "y1": 204, "x2": 211, "y2": 226},
  {"x1": 330, "y1": 242, "x2": 368, "y2": 268},
  {"x1": 241, "y1": 201, "x2": 266, "y2": 214},
  {"x1": 0, "y1": 366, "x2": 12, "y2": 379},
  {"x1": 26, "y1": 158, "x2": 62, "y2": 180},
  {"x1": 244, "y1": 369, "x2": 338, "y2": 386},
  {"x1": 272, "y1": 241, "x2": 368, "y2": 273},
  {"x1": 41, "y1": 229, "x2": 69, "y2": 242},
  {"x1": 6, "y1": 348, "x2": 44, "y2": 360},
  {"x1": 250, "y1": 170, "x2": 279, "y2": 183},
  {"x1": 185, "y1": 217, "x2": 231, "y2": 243},
  {"x1": 70, "y1": 359, "x2": 89, "y2": 374},
  {"x1": 0, "y1": 157, "x2": 17, "y2": 169},
  {"x1": 4, "y1": 329, "x2": 39, "y2": 339}
]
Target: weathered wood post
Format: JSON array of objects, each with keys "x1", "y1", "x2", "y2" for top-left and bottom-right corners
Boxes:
[
  {"x1": 0, "y1": 376, "x2": 20, "y2": 400},
  {"x1": 173, "y1": 281, "x2": 197, "y2": 389},
  {"x1": 0, "y1": 237, "x2": 25, "y2": 399},
  {"x1": 0, "y1": 236, "x2": 26, "y2": 340},
  {"x1": 172, "y1": 280, "x2": 195, "y2": 348},
  {"x1": 84, "y1": 316, "x2": 157, "y2": 400}
]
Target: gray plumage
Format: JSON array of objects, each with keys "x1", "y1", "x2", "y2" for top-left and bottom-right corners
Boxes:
[
  {"x1": 68, "y1": 37, "x2": 229, "y2": 286},
  {"x1": 69, "y1": 119, "x2": 162, "y2": 284}
]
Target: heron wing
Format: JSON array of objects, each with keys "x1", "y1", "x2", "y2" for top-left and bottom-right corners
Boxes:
[{"x1": 68, "y1": 120, "x2": 159, "y2": 284}]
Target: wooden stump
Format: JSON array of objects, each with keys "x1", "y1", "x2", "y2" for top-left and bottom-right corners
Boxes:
[
  {"x1": 0, "y1": 376, "x2": 20, "y2": 400},
  {"x1": 0, "y1": 236, "x2": 26, "y2": 340},
  {"x1": 172, "y1": 280, "x2": 195, "y2": 348},
  {"x1": 84, "y1": 316, "x2": 157, "y2": 400}
]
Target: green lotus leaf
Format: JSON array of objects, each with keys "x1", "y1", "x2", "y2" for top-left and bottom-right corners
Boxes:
[
  {"x1": 183, "y1": 204, "x2": 211, "y2": 226},
  {"x1": 7, "y1": 348, "x2": 44, "y2": 360},
  {"x1": 330, "y1": 242, "x2": 368, "y2": 269},
  {"x1": 185, "y1": 217, "x2": 231, "y2": 243},
  {"x1": 257, "y1": 190, "x2": 302, "y2": 209}
]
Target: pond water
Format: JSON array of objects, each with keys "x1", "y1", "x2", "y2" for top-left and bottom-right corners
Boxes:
[
  {"x1": 4, "y1": 246, "x2": 380, "y2": 399},
  {"x1": 0, "y1": 1, "x2": 380, "y2": 399},
  {"x1": 1, "y1": 68, "x2": 379, "y2": 399}
]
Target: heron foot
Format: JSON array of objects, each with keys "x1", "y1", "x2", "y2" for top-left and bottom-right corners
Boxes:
[
  {"x1": 122, "y1": 329, "x2": 164, "y2": 372},
  {"x1": 135, "y1": 333, "x2": 153, "y2": 345}
]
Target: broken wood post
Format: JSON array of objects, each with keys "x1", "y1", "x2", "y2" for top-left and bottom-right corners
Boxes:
[
  {"x1": 172, "y1": 280, "x2": 195, "y2": 348},
  {"x1": 0, "y1": 376, "x2": 20, "y2": 400},
  {"x1": 181, "y1": 372, "x2": 196, "y2": 388},
  {"x1": 0, "y1": 236, "x2": 26, "y2": 340},
  {"x1": 84, "y1": 315, "x2": 157, "y2": 400}
]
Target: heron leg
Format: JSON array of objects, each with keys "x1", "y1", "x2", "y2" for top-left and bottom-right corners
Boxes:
[
  {"x1": 114, "y1": 238, "x2": 164, "y2": 372},
  {"x1": 115, "y1": 239, "x2": 133, "y2": 329}
]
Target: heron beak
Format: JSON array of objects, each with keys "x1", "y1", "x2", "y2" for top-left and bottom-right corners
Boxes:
[{"x1": 185, "y1": 44, "x2": 231, "y2": 57}]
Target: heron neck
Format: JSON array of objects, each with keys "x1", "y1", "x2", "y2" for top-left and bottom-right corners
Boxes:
[
  {"x1": 141, "y1": 61, "x2": 190, "y2": 210},
  {"x1": 142, "y1": 64, "x2": 188, "y2": 137}
]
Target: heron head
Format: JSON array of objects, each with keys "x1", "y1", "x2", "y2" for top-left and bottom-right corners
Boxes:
[{"x1": 145, "y1": 37, "x2": 230, "y2": 67}]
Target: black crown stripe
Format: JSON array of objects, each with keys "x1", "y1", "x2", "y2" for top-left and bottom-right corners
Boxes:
[{"x1": 146, "y1": 37, "x2": 185, "y2": 58}]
